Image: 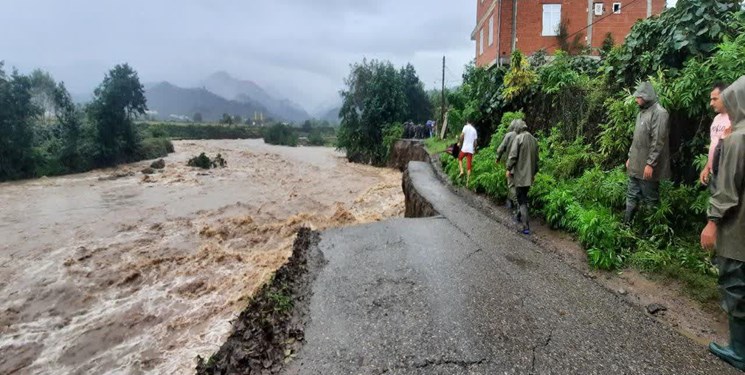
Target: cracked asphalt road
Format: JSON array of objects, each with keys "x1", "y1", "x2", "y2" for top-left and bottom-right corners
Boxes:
[{"x1": 282, "y1": 162, "x2": 737, "y2": 374}]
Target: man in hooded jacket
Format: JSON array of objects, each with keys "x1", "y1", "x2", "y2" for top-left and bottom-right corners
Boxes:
[
  {"x1": 702, "y1": 75, "x2": 745, "y2": 371},
  {"x1": 496, "y1": 120, "x2": 519, "y2": 209},
  {"x1": 624, "y1": 81, "x2": 671, "y2": 224},
  {"x1": 506, "y1": 120, "x2": 538, "y2": 235}
]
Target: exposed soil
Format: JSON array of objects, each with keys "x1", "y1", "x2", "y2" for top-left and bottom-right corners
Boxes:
[
  {"x1": 426, "y1": 153, "x2": 728, "y2": 347},
  {"x1": 0, "y1": 139, "x2": 403, "y2": 374},
  {"x1": 196, "y1": 227, "x2": 324, "y2": 375}
]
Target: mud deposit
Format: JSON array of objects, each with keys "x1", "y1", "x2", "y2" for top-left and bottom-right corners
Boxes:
[
  {"x1": 196, "y1": 227, "x2": 323, "y2": 375},
  {"x1": 0, "y1": 139, "x2": 403, "y2": 374}
]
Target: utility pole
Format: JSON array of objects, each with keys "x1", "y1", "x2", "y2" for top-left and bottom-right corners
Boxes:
[{"x1": 440, "y1": 56, "x2": 446, "y2": 139}]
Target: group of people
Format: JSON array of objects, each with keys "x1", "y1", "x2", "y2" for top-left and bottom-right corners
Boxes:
[{"x1": 451, "y1": 76, "x2": 745, "y2": 370}]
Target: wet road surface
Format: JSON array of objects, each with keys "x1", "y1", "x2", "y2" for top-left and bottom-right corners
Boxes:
[{"x1": 283, "y1": 162, "x2": 737, "y2": 374}]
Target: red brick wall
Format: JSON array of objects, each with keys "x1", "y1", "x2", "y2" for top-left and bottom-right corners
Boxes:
[
  {"x1": 475, "y1": 0, "x2": 666, "y2": 66},
  {"x1": 475, "y1": 0, "x2": 499, "y2": 67}
]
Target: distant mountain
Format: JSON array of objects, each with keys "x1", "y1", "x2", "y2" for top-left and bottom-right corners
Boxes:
[
  {"x1": 202, "y1": 71, "x2": 310, "y2": 123},
  {"x1": 144, "y1": 82, "x2": 269, "y2": 122},
  {"x1": 318, "y1": 106, "x2": 341, "y2": 125}
]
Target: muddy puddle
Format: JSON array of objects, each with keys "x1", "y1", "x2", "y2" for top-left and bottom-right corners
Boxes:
[{"x1": 0, "y1": 139, "x2": 404, "y2": 374}]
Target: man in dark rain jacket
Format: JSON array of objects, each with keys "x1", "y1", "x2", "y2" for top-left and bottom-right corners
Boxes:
[
  {"x1": 506, "y1": 120, "x2": 538, "y2": 235},
  {"x1": 496, "y1": 120, "x2": 518, "y2": 209},
  {"x1": 624, "y1": 81, "x2": 671, "y2": 224},
  {"x1": 701, "y1": 75, "x2": 745, "y2": 371}
]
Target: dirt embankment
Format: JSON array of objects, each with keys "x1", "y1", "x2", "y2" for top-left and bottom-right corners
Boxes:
[
  {"x1": 196, "y1": 227, "x2": 324, "y2": 374},
  {"x1": 387, "y1": 139, "x2": 431, "y2": 171},
  {"x1": 0, "y1": 139, "x2": 404, "y2": 375},
  {"x1": 402, "y1": 166, "x2": 438, "y2": 218}
]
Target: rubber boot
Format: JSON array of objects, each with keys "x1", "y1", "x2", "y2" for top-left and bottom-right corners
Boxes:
[
  {"x1": 710, "y1": 316, "x2": 745, "y2": 370},
  {"x1": 623, "y1": 203, "x2": 636, "y2": 225},
  {"x1": 519, "y1": 204, "x2": 530, "y2": 235}
]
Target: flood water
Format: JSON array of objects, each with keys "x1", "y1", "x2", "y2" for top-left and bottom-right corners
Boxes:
[{"x1": 0, "y1": 139, "x2": 404, "y2": 374}]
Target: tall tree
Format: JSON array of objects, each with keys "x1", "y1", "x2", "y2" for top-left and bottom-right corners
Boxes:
[
  {"x1": 87, "y1": 63, "x2": 147, "y2": 165},
  {"x1": 193, "y1": 112, "x2": 203, "y2": 123},
  {"x1": 338, "y1": 59, "x2": 406, "y2": 165},
  {"x1": 399, "y1": 63, "x2": 433, "y2": 123},
  {"x1": 0, "y1": 63, "x2": 41, "y2": 180},
  {"x1": 29, "y1": 69, "x2": 58, "y2": 124},
  {"x1": 53, "y1": 82, "x2": 83, "y2": 170}
]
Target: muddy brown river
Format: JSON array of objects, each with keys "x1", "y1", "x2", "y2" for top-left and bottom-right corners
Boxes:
[{"x1": 0, "y1": 139, "x2": 404, "y2": 374}]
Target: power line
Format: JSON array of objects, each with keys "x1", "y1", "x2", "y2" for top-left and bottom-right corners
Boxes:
[{"x1": 546, "y1": 0, "x2": 645, "y2": 51}]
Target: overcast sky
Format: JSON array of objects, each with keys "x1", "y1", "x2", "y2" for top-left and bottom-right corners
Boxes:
[{"x1": 0, "y1": 0, "x2": 475, "y2": 113}]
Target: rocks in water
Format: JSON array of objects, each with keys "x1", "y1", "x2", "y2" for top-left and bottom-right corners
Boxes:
[
  {"x1": 646, "y1": 303, "x2": 667, "y2": 315},
  {"x1": 150, "y1": 159, "x2": 165, "y2": 169},
  {"x1": 141, "y1": 168, "x2": 155, "y2": 175},
  {"x1": 98, "y1": 171, "x2": 135, "y2": 181}
]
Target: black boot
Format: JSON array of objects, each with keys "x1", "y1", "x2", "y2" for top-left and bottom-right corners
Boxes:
[
  {"x1": 519, "y1": 204, "x2": 530, "y2": 235},
  {"x1": 623, "y1": 203, "x2": 636, "y2": 225},
  {"x1": 710, "y1": 316, "x2": 745, "y2": 370}
]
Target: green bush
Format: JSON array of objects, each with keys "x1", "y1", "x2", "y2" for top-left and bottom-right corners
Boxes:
[
  {"x1": 308, "y1": 130, "x2": 325, "y2": 146},
  {"x1": 138, "y1": 123, "x2": 262, "y2": 140},
  {"x1": 138, "y1": 137, "x2": 174, "y2": 160},
  {"x1": 264, "y1": 123, "x2": 298, "y2": 147}
]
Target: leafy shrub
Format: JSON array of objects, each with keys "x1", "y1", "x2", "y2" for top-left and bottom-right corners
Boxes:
[
  {"x1": 264, "y1": 124, "x2": 298, "y2": 147},
  {"x1": 308, "y1": 130, "x2": 325, "y2": 146},
  {"x1": 137, "y1": 137, "x2": 174, "y2": 160},
  {"x1": 187, "y1": 153, "x2": 212, "y2": 169}
]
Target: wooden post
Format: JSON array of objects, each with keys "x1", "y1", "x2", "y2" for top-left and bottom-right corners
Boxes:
[{"x1": 440, "y1": 56, "x2": 446, "y2": 139}]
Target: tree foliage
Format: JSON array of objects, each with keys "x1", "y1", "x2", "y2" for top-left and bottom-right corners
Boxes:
[
  {"x1": 87, "y1": 63, "x2": 147, "y2": 165},
  {"x1": 337, "y1": 59, "x2": 406, "y2": 165},
  {"x1": 602, "y1": 0, "x2": 742, "y2": 89},
  {"x1": 0, "y1": 63, "x2": 172, "y2": 182},
  {"x1": 400, "y1": 63, "x2": 433, "y2": 123},
  {"x1": 0, "y1": 64, "x2": 40, "y2": 180}
]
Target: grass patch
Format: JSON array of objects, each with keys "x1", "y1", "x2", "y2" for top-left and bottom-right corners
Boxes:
[{"x1": 423, "y1": 137, "x2": 452, "y2": 155}]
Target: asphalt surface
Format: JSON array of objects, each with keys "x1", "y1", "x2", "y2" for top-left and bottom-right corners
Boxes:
[{"x1": 282, "y1": 161, "x2": 737, "y2": 374}]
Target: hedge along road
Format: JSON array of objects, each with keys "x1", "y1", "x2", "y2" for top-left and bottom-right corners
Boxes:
[
  {"x1": 282, "y1": 161, "x2": 736, "y2": 374},
  {"x1": 0, "y1": 139, "x2": 404, "y2": 374}
]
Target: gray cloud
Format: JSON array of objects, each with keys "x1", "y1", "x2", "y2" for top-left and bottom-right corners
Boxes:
[{"x1": 1, "y1": 0, "x2": 475, "y2": 111}]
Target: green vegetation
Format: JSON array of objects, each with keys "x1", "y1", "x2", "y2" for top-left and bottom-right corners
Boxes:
[
  {"x1": 138, "y1": 122, "x2": 263, "y2": 140},
  {"x1": 0, "y1": 63, "x2": 173, "y2": 181},
  {"x1": 264, "y1": 123, "x2": 298, "y2": 146},
  {"x1": 337, "y1": 59, "x2": 433, "y2": 165},
  {"x1": 438, "y1": 0, "x2": 745, "y2": 304},
  {"x1": 187, "y1": 152, "x2": 227, "y2": 169}
]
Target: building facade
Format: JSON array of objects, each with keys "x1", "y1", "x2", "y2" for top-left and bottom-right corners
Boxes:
[{"x1": 472, "y1": 0, "x2": 666, "y2": 67}]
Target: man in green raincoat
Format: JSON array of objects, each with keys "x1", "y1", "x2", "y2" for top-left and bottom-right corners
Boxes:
[
  {"x1": 624, "y1": 81, "x2": 671, "y2": 224},
  {"x1": 506, "y1": 120, "x2": 538, "y2": 235},
  {"x1": 496, "y1": 120, "x2": 518, "y2": 209},
  {"x1": 702, "y1": 75, "x2": 745, "y2": 371}
]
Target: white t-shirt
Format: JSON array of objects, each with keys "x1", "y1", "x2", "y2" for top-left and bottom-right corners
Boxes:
[{"x1": 461, "y1": 124, "x2": 478, "y2": 154}]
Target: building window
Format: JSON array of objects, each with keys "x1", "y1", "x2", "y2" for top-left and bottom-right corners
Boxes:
[
  {"x1": 542, "y1": 4, "x2": 561, "y2": 37},
  {"x1": 613, "y1": 2, "x2": 622, "y2": 13},
  {"x1": 488, "y1": 15, "x2": 494, "y2": 46},
  {"x1": 479, "y1": 28, "x2": 484, "y2": 55}
]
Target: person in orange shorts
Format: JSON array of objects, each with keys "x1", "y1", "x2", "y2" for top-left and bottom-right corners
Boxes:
[{"x1": 458, "y1": 120, "x2": 478, "y2": 187}]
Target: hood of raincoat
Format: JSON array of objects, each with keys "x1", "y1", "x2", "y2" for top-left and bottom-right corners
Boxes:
[
  {"x1": 633, "y1": 81, "x2": 658, "y2": 108},
  {"x1": 512, "y1": 119, "x2": 528, "y2": 134},
  {"x1": 722, "y1": 75, "x2": 745, "y2": 128}
]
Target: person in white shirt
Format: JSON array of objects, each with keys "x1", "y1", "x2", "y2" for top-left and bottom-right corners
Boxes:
[{"x1": 458, "y1": 122, "x2": 478, "y2": 187}]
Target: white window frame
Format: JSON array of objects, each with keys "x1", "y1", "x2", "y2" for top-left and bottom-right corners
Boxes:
[
  {"x1": 612, "y1": 2, "x2": 622, "y2": 14},
  {"x1": 479, "y1": 28, "x2": 484, "y2": 55},
  {"x1": 488, "y1": 15, "x2": 494, "y2": 46},
  {"x1": 542, "y1": 4, "x2": 562, "y2": 37}
]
